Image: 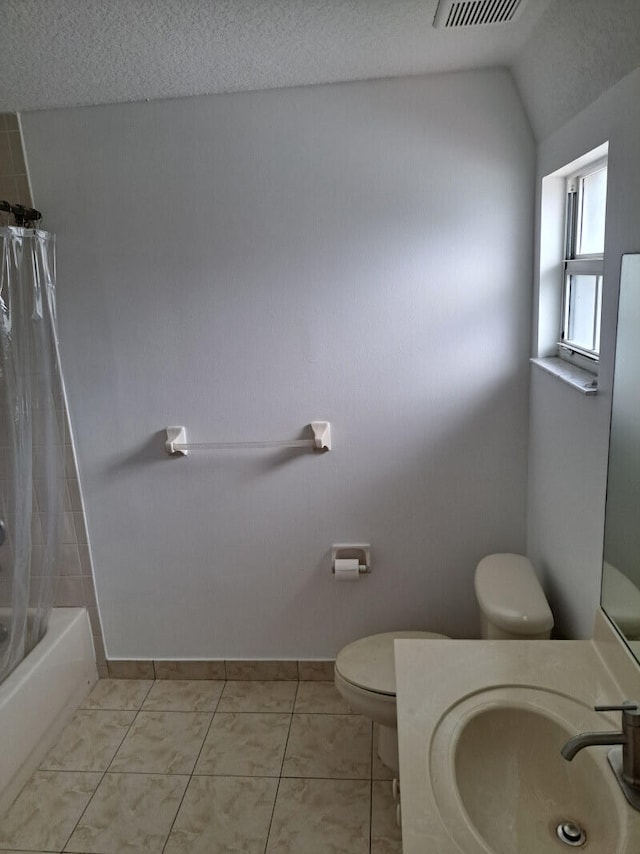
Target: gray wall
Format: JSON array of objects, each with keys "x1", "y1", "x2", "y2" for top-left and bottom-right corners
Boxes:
[
  {"x1": 22, "y1": 69, "x2": 535, "y2": 659},
  {"x1": 527, "y1": 69, "x2": 640, "y2": 638}
]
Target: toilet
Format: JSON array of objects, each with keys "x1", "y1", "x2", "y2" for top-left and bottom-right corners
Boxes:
[{"x1": 334, "y1": 553, "x2": 554, "y2": 774}]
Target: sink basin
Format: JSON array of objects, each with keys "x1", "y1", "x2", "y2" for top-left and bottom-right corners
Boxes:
[{"x1": 430, "y1": 687, "x2": 627, "y2": 853}]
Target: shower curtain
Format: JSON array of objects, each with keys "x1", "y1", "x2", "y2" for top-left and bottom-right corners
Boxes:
[{"x1": 0, "y1": 226, "x2": 64, "y2": 684}]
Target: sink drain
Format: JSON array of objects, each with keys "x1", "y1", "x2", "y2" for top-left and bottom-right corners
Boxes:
[{"x1": 556, "y1": 821, "x2": 587, "y2": 847}]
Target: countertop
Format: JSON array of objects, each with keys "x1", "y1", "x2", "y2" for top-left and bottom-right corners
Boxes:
[{"x1": 394, "y1": 629, "x2": 640, "y2": 854}]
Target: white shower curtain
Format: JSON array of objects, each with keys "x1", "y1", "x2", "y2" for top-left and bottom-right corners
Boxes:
[{"x1": 0, "y1": 226, "x2": 65, "y2": 683}]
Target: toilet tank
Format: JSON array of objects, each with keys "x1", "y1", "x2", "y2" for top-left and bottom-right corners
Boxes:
[{"x1": 475, "y1": 554, "x2": 554, "y2": 640}]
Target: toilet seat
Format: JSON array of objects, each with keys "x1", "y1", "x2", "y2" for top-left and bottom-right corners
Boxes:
[
  {"x1": 335, "y1": 631, "x2": 448, "y2": 697},
  {"x1": 335, "y1": 630, "x2": 450, "y2": 773}
]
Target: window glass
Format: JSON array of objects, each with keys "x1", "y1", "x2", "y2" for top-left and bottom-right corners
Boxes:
[
  {"x1": 565, "y1": 274, "x2": 601, "y2": 352},
  {"x1": 578, "y1": 167, "x2": 607, "y2": 256}
]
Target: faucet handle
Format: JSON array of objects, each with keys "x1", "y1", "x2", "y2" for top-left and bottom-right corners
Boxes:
[{"x1": 594, "y1": 701, "x2": 639, "y2": 712}]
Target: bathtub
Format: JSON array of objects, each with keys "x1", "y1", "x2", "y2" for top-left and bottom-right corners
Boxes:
[{"x1": 0, "y1": 607, "x2": 98, "y2": 815}]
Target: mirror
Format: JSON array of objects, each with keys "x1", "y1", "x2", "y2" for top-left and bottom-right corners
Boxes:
[{"x1": 602, "y1": 254, "x2": 640, "y2": 656}]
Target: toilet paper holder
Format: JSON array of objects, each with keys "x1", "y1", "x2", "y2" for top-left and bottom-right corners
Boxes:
[{"x1": 332, "y1": 544, "x2": 371, "y2": 575}]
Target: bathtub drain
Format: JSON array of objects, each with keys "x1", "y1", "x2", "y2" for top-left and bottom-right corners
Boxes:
[{"x1": 556, "y1": 821, "x2": 587, "y2": 846}]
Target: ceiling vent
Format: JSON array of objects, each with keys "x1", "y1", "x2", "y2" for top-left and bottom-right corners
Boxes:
[{"x1": 433, "y1": 0, "x2": 526, "y2": 28}]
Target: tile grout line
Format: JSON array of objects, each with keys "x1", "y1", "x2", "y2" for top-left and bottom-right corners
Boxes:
[
  {"x1": 262, "y1": 680, "x2": 299, "y2": 853},
  {"x1": 369, "y1": 720, "x2": 374, "y2": 854},
  {"x1": 159, "y1": 678, "x2": 226, "y2": 853},
  {"x1": 85, "y1": 770, "x2": 376, "y2": 781},
  {"x1": 59, "y1": 679, "x2": 165, "y2": 850},
  {"x1": 55, "y1": 694, "x2": 148, "y2": 853},
  {"x1": 62, "y1": 679, "x2": 226, "y2": 852}
]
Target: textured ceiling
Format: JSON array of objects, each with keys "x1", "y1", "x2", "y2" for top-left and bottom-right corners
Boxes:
[
  {"x1": 0, "y1": 0, "x2": 554, "y2": 112},
  {"x1": 2, "y1": 1, "x2": 638, "y2": 140},
  {"x1": 513, "y1": 0, "x2": 640, "y2": 139}
]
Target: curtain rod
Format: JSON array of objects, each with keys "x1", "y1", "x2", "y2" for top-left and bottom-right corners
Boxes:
[{"x1": 0, "y1": 200, "x2": 42, "y2": 227}]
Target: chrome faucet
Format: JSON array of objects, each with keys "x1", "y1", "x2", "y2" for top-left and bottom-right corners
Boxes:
[{"x1": 561, "y1": 701, "x2": 640, "y2": 809}]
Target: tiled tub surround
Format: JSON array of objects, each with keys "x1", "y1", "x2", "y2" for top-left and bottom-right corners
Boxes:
[
  {"x1": 55, "y1": 420, "x2": 106, "y2": 676},
  {"x1": 0, "y1": 113, "x2": 31, "y2": 213},
  {"x1": 0, "y1": 678, "x2": 401, "y2": 854}
]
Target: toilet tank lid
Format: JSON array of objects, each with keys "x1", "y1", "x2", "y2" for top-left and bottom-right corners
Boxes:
[{"x1": 475, "y1": 553, "x2": 554, "y2": 635}]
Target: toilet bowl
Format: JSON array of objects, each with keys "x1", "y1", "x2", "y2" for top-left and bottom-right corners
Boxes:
[
  {"x1": 334, "y1": 553, "x2": 554, "y2": 775},
  {"x1": 334, "y1": 630, "x2": 447, "y2": 772}
]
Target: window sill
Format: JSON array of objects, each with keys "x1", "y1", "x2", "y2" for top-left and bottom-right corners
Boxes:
[{"x1": 530, "y1": 357, "x2": 598, "y2": 395}]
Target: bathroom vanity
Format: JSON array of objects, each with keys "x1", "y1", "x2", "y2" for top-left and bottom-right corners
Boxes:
[
  {"x1": 395, "y1": 613, "x2": 640, "y2": 853},
  {"x1": 394, "y1": 253, "x2": 640, "y2": 852}
]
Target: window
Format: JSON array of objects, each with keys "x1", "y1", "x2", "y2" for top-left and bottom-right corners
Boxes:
[
  {"x1": 534, "y1": 143, "x2": 608, "y2": 393},
  {"x1": 559, "y1": 159, "x2": 607, "y2": 368}
]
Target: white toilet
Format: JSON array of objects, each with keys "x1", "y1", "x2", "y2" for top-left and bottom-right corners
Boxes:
[{"x1": 334, "y1": 553, "x2": 554, "y2": 774}]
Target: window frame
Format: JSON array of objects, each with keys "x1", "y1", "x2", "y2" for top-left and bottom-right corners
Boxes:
[{"x1": 558, "y1": 157, "x2": 608, "y2": 371}]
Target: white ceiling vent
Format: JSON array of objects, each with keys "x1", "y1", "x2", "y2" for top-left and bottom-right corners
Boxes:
[{"x1": 433, "y1": 0, "x2": 526, "y2": 28}]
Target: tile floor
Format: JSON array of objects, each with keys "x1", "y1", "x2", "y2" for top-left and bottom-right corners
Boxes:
[{"x1": 0, "y1": 679, "x2": 402, "y2": 853}]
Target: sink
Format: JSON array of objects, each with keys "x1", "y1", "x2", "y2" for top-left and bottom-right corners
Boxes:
[
  {"x1": 430, "y1": 687, "x2": 627, "y2": 853},
  {"x1": 394, "y1": 634, "x2": 640, "y2": 854},
  {"x1": 454, "y1": 705, "x2": 615, "y2": 851}
]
